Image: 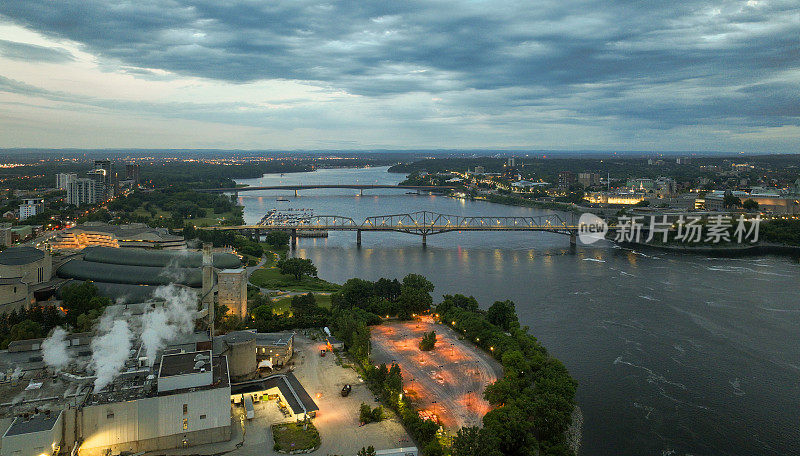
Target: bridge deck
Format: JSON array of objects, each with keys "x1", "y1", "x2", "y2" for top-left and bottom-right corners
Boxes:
[{"x1": 198, "y1": 184, "x2": 456, "y2": 193}]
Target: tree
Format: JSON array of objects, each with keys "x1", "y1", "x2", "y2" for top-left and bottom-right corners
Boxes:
[
  {"x1": 276, "y1": 257, "x2": 317, "y2": 281},
  {"x1": 487, "y1": 300, "x2": 519, "y2": 331},
  {"x1": 743, "y1": 199, "x2": 759, "y2": 211},
  {"x1": 398, "y1": 274, "x2": 435, "y2": 314},
  {"x1": 357, "y1": 446, "x2": 376, "y2": 456},
  {"x1": 419, "y1": 331, "x2": 437, "y2": 351},
  {"x1": 386, "y1": 363, "x2": 403, "y2": 393},
  {"x1": 265, "y1": 230, "x2": 290, "y2": 248},
  {"x1": 360, "y1": 403, "x2": 374, "y2": 424},
  {"x1": 291, "y1": 293, "x2": 317, "y2": 316},
  {"x1": 723, "y1": 193, "x2": 742, "y2": 208}
]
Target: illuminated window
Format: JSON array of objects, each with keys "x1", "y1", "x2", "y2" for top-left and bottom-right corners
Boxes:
[
  {"x1": 182, "y1": 418, "x2": 188, "y2": 430},
  {"x1": 200, "y1": 414, "x2": 206, "y2": 419},
  {"x1": 183, "y1": 404, "x2": 188, "y2": 415}
]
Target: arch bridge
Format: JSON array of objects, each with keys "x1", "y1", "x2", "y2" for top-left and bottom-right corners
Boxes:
[{"x1": 203, "y1": 211, "x2": 580, "y2": 246}]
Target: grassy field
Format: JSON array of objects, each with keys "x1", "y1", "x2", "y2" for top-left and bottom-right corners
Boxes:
[
  {"x1": 269, "y1": 293, "x2": 333, "y2": 315},
  {"x1": 271, "y1": 422, "x2": 320, "y2": 453},
  {"x1": 249, "y1": 265, "x2": 340, "y2": 292},
  {"x1": 131, "y1": 207, "x2": 242, "y2": 227}
]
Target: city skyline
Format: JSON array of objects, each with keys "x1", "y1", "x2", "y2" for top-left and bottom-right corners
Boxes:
[{"x1": 0, "y1": 1, "x2": 798, "y2": 152}]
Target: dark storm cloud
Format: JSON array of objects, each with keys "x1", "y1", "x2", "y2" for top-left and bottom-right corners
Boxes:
[{"x1": 0, "y1": 0, "x2": 798, "y2": 129}]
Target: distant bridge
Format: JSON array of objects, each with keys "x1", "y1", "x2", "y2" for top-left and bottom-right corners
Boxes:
[
  {"x1": 202, "y1": 211, "x2": 580, "y2": 246},
  {"x1": 197, "y1": 184, "x2": 457, "y2": 196}
]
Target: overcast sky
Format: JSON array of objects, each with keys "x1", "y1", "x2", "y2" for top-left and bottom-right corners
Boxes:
[{"x1": 0, "y1": 1, "x2": 797, "y2": 152}]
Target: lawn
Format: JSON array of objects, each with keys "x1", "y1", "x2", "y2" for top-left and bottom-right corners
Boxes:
[
  {"x1": 270, "y1": 293, "x2": 333, "y2": 315},
  {"x1": 249, "y1": 266, "x2": 340, "y2": 292},
  {"x1": 271, "y1": 422, "x2": 320, "y2": 453},
  {"x1": 131, "y1": 206, "x2": 242, "y2": 227}
]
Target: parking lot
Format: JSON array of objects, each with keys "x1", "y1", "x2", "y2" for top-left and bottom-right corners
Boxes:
[{"x1": 370, "y1": 318, "x2": 502, "y2": 430}]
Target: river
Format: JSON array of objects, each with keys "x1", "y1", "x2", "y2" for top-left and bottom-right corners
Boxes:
[{"x1": 236, "y1": 166, "x2": 800, "y2": 456}]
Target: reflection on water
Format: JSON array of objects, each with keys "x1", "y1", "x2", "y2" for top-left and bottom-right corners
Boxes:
[{"x1": 237, "y1": 167, "x2": 800, "y2": 456}]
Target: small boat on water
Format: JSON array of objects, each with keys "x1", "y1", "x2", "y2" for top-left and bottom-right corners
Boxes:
[{"x1": 276, "y1": 197, "x2": 290, "y2": 202}]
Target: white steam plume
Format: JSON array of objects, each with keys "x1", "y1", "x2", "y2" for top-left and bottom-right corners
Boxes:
[
  {"x1": 41, "y1": 327, "x2": 71, "y2": 371},
  {"x1": 140, "y1": 284, "x2": 199, "y2": 365},
  {"x1": 90, "y1": 320, "x2": 132, "y2": 392}
]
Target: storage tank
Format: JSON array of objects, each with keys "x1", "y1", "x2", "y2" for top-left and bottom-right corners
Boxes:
[{"x1": 222, "y1": 331, "x2": 257, "y2": 382}]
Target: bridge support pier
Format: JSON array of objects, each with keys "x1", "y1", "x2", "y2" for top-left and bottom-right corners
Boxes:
[
  {"x1": 356, "y1": 229, "x2": 362, "y2": 247},
  {"x1": 422, "y1": 234, "x2": 427, "y2": 247},
  {"x1": 294, "y1": 189, "x2": 298, "y2": 197},
  {"x1": 569, "y1": 231, "x2": 577, "y2": 247},
  {"x1": 291, "y1": 229, "x2": 297, "y2": 248}
]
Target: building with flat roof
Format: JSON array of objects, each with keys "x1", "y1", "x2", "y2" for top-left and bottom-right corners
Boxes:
[
  {"x1": 50, "y1": 222, "x2": 186, "y2": 250},
  {"x1": 1, "y1": 410, "x2": 63, "y2": 456},
  {"x1": 19, "y1": 198, "x2": 44, "y2": 221},
  {"x1": 230, "y1": 372, "x2": 318, "y2": 421},
  {"x1": 66, "y1": 178, "x2": 102, "y2": 206},
  {"x1": 56, "y1": 173, "x2": 77, "y2": 191}
]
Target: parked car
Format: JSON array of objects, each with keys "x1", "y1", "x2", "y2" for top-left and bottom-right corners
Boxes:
[
  {"x1": 341, "y1": 384, "x2": 352, "y2": 397},
  {"x1": 320, "y1": 349, "x2": 326, "y2": 357}
]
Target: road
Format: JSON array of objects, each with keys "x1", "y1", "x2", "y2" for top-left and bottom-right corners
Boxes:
[{"x1": 370, "y1": 318, "x2": 502, "y2": 430}]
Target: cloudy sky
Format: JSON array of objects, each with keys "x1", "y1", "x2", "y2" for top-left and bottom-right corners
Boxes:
[{"x1": 0, "y1": 0, "x2": 797, "y2": 151}]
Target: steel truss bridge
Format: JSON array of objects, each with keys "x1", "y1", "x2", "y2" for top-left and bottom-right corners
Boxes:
[{"x1": 203, "y1": 211, "x2": 579, "y2": 246}]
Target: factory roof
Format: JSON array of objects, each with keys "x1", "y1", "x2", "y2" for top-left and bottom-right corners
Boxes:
[
  {"x1": 0, "y1": 246, "x2": 45, "y2": 266},
  {"x1": 214, "y1": 331, "x2": 293, "y2": 352},
  {"x1": 3, "y1": 411, "x2": 61, "y2": 437},
  {"x1": 82, "y1": 246, "x2": 241, "y2": 269},
  {"x1": 159, "y1": 350, "x2": 212, "y2": 377},
  {"x1": 255, "y1": 332, "x2": 294, "y2": 346},
  {"x1": 231, "y1": 372, "x2": 318, "y2": 416},
  {"x1": 56, "y1": 259, "x2": 203, "y2": 287}
]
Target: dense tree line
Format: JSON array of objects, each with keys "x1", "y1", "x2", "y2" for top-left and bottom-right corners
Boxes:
[
  {"x1": 0, "y1": 305, "x2": 64, "y2": 349},
  {"x1": 439, "y1": 296, "x2": 578, "y2": 456},
  {"x1": 331, "y1": 274, "x2": 433, "y2": 319}
]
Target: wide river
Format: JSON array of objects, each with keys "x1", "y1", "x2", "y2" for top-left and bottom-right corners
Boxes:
[{"x1": 236, "y1": 167, "x2": 799, "y2": 456}]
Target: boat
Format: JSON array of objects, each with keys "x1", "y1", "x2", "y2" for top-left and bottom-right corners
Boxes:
[{"x1": 276, "y1": 197, "x2": 290, "y2": 202}]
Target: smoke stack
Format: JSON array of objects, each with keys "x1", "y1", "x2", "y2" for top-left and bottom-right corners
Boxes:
[{"x1": 201, "y1": 243, "x2": 215, "y2": 334}]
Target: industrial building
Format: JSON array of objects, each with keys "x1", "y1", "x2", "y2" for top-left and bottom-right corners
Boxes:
[
  {"x1": 215, "y1": 331, "x2": 294, "y2": 381},
  {"x1": 216, "y1": 268, "x2": 248, "y2": 319},
  {"x1": 0, "y1": 305, "x2": 313, "y2": 456}
]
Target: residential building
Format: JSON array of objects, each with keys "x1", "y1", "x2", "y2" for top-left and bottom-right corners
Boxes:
[
  {"x1": 66, "y1": 178, "x2": 102, "y2": 206},
  {"x1": 557, "y1": 171, "x2": 576, "y2": 189},
  {"x1": 55, "y1": 173, "x2": 77, "y2": 190},
  {"x1": 125, "y1": 163, "x2": 141, "y2": 184},
  {"x1": 578, "y1": 173, "x2": 600, "y2": 187},
  {"x1": 18, "y1": 198, "x2": 44, "y2": 221}
]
